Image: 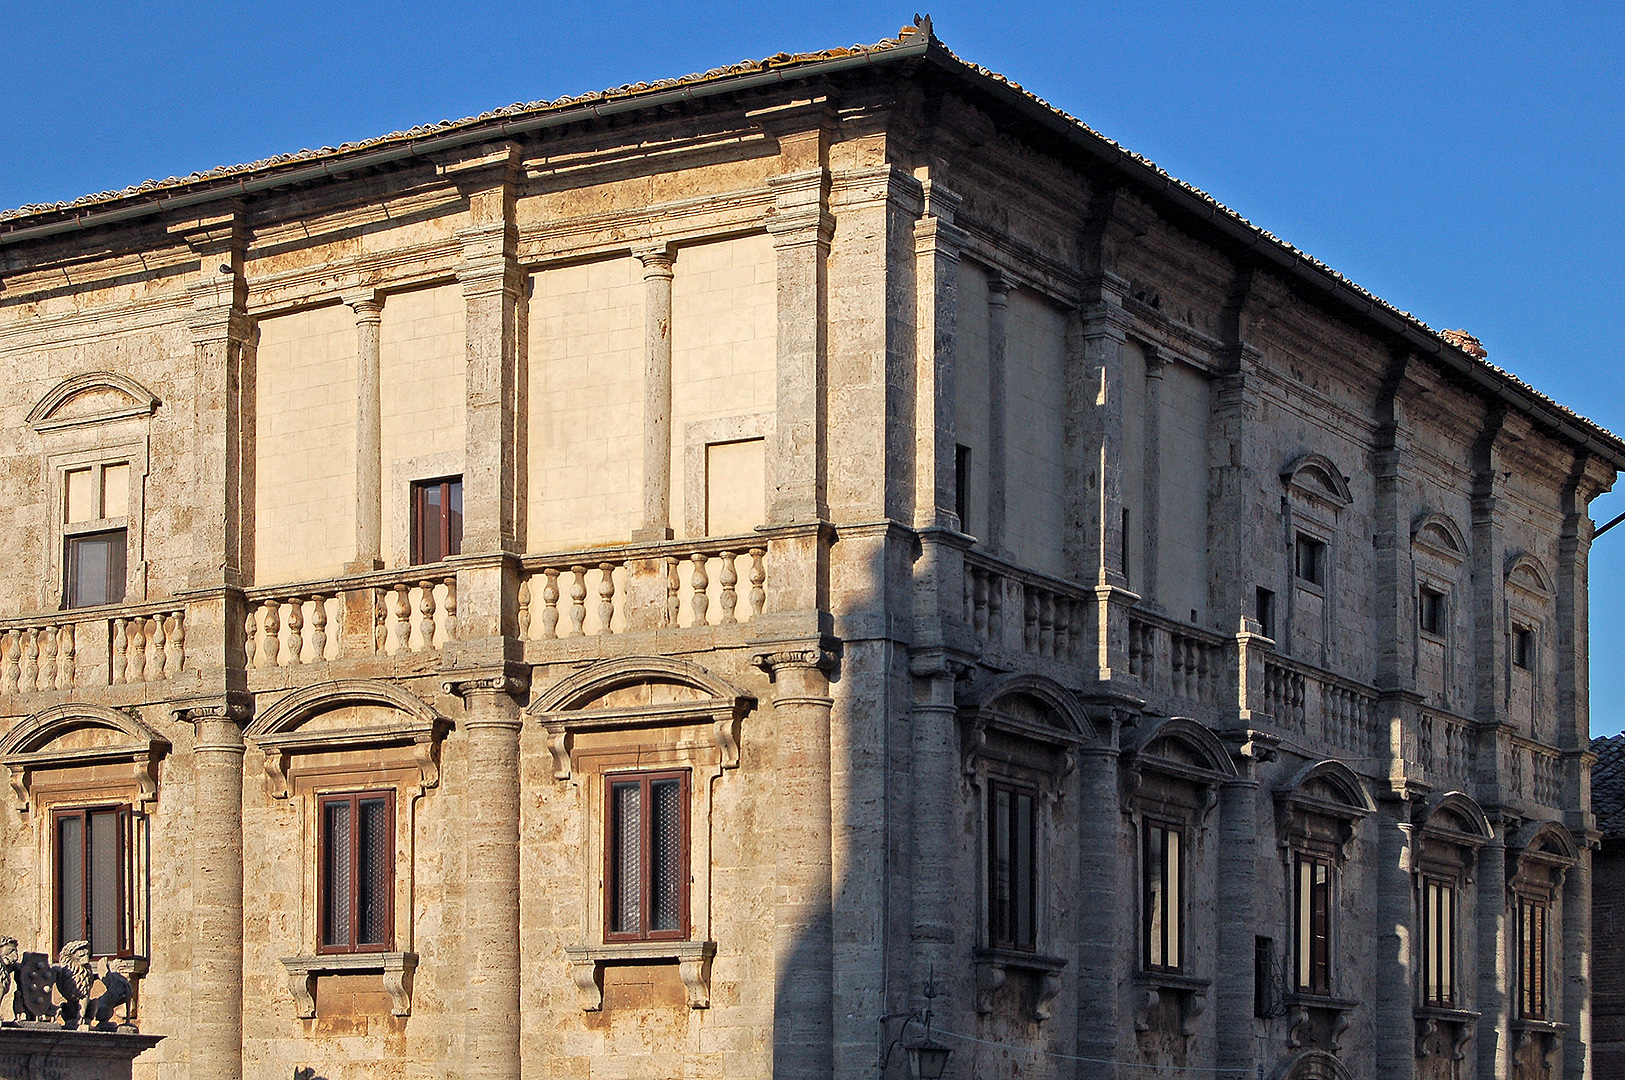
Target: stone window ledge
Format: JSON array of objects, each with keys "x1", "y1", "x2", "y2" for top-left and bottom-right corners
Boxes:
[
  {"x1": 564, "y1": 940, "x2": 716, "y2": 1011},
  {"x1": 1132, "y1": 971, "x2": 1211, "y2": 1035},
  {"x1": 1285, "y1": 993, "x2": 1359, "y2": 1052},
  {"x1": 1415, "y1": 1006, "x2": 1480, "y2": 1061},
  {"x1": 973, "y1": 947, "x2": 1067, "y2": 1021},
  {"x1": 280, "y1": 952, "x2": 417, "y2": 1018}
]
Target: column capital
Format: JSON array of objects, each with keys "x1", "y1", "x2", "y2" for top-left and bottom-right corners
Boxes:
[
  {"x1": 750, "y1": 639, "x2": 839, "y2": 677},
  {"x1": 985, "y1": 271, "x2": 1012, "y2": 303},
  {"x1": 635, "y1": 246, "x2": 675, "y2": 276},
  {"x1": 442, "y1": 663, "x2": 530, "y2": 703},
  {"x1": 344, "y1": 291, "x2": 384, "y2": 321},
  {"x1": 171, "y1": 692, "x2": 254, "y2": 728}
]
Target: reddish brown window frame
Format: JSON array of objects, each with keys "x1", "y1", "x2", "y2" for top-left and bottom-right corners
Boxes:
[
  {"x1": 1142, "y1": 820, "x2": 1185, "y2": 973},
  {"x1": 53, "y1": 804, "x2": 133, "y2": 959},
  {"x1": 988, "y1": 779, "x2": 1038, "y2": 952},
  {"x1": 410, "y1": 477, "x2": 463, "y2": 565},
  {"x1": 317, "y1": 790, "x2": 396, "y2": 955},
  {"x1": 1294, "y1": 853, "x2": 1332, "y2": 995},
  {"x1": 604, "y1": 770, "x2": 691, "y2": 944},
  {"x1": 1517, "y1": 895, "x2": 1548, "y2": 1019}
]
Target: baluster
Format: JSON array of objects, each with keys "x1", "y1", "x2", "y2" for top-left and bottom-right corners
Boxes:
[
  {"x1": 988, "y1": 574, "x2": 1005, "y2": 646},
  {"x1": 441, "y1": 577, "x2": 457, "y2": 645},
  {"x1": 597, "y1": 563, "x2": 617, "y2": 635},
  {"x1": 1023, "y1": 588, "x2": 1038, "y2": 653},
  {"x1": 689, "y1": 554, "x2": 709, "y2": 626},
  {"x1": 110, "y1": 621, "x2": 128, "y2": 685},
  {"x1": 568, "y1": 566, "x2": 588, "y2": 637},
  {"x1": 748, "y1": 548, "x2": 766, "y2": 619},
  {"x1": 309, "y1": 596, "x2": 328, "y2": 662},
  {"x1": 19, "y1": 630, "x2": 38, "y2": 693},
  {"x1": 164, "y1": 613, "x2": 184, "y2": 678},
  {"x1": 385, "y1": 585, "x2": 409, "y2": 656},
  {"x1": 971, "y1": 568, "x2": 990, "y2": 642},
  {"x1": 1196, "y1": 644, "x2": 1210, "y2": 703},
  {"x1": 125, "y1": 618, "x2": 146, "y2": 685},
  {"x1": 256, "y1": 600, "x2": 280, "y2": 668},
  {"x1": 244, "y1": 610, "x2": 257, "y2": 667},
  {"x1": 664, "y1": 558, "x2": 681, "y2": 628},
  {"x1": 56, "y1": 625, "x2": 75, "y2": 689},
  {"x1": 145, "y1": 615, "x2": 166, "y2": 681},
  {"x1": 414, "y1": 582, "x2": 437, "y2": 652},
  {"x1": 1053, "y1": 598, "x2": 1070, "y2": 660},
  {"x1": 38, "y1": 628, "x2": 57, "y2": 692},
  {"x1": 373, "y1": 594, "x2": 388, "y2": 654},
  {"x1": 541, "y1": 569, "x2": 561, "y2": 640},
  {"x1": 717, "y1": 553, "x2": 738, "y2": 625},
  {"x1": 281, "y1": 599, "x2": 302, "y2": 667},
  {"x1": 518, "y1": 577, "x2": 532, "y2": 640},
  {"x1": 1038, "y1": 592, "x2": 1055, "y2": 657},
  {"x1": 0, "y1": 631, "x2": 16, "y2": 693}
]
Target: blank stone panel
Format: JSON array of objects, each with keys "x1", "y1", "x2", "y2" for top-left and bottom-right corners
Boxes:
[
  {"x1": 956, "y1": 263, "x2": 991, "y2": 540},
  {"x1": 254, "y1": 303, "x2": 358, "y2": 584},
  {"x1": 1158, "y1": 362, "x2": 1211, "y2": 624},
  {"x1": 1002, "y1": 289, "x2": 1067, "y2": 578}
]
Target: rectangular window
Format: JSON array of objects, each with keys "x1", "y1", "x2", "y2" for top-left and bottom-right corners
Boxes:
[
  {"x1": 1295, "y1": 534, "x2": 1326, "y2": 587},
  {"x1": 1518, "y1": 897, "x2": 1548, "y2": 1019},
  {"x1": 1254, "y1": 936, "x2": 1277, "y2": 1018},
  {"x1": 606, "y1": 770, "x2": 690, "y2": 942},
  {"x1": 1422, "y1": 877, "x2": 1456, "y2": 1007},
  {"x1": 65, "y1": 529, "x2": 127, "y2": 608},
  {"x1": 1294, "y1": 854, "x2": 1332, "y2": 994},
  {"x1": 54, "y1": 806, "x2": 133, "y2": 958},
  {"x1": 988, "y1": 780, "x2": 1038, "y2": 951},
  {"x1": 1513, "y1": 627, "x2": 1534, "y2": 671},
  {"x1": 955, "y1": 445, "x2": 972, "y2": 532},
  {"x1": 1143, "y1": 822, "x2": 1184, "y2": 972},
  {"x1": 411, "y1": 477, "x2": 463, "y2": 564},
  {"x1": 1122, "y1": 509, "x2": 1132, "y2": 581},
  {"x1": 319, "y1": 791, "x2": 394, "y2": 953},
  {"x1": 1256, "y1": 587, "x2": 1276, "y2": 639},
  {"x1": 1419, "y1": 587, "x2": 1445, "y2": 636}
]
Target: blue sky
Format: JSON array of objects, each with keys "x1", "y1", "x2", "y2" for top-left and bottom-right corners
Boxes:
[{"x1": 4, "y1": 2, "x2": 1623, "y2": 732}]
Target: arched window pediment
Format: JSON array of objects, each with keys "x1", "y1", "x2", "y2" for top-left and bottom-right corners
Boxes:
[
  {"x1": 1268, "y1": 1049, "x2": 1356, "y2": 1080},
  {"x1": 1419, "y1": 791, "x2": 1493, "y2": 847},
  {"x1": 1411, "y1": 513, "x2": 1468, "y2": 564},
  {"x1": 1505, "y1": 553, "x2": 1554, "y2": 601},
  {"x1": 0, "y1": 704, "x2": 169, "y2": 813},
  {"x1": 958, "y1": 674, "x2": 1097, "y2": 792},
  {"x1": 26, "y1": 372, "x2": 161, "y2": 433},
  {"x1": 529, "y1": 656, "x2": 754, "y2": 780},
  {"x1": 1275, "y1": 760, "x2": 1374, "y2": 858},
  {"x1": 246, "y1": 679, "x2": 448, "y2": 799},
  {"x1": 1281, "y1": 454, "x2": 1353, "y2": 508}
]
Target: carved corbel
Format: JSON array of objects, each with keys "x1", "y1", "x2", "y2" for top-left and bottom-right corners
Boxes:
[
  {"x1": 1287, "y1": 1004, "x2": 1309, "y2": 1048},
  {"x1": 1181, "y1": 988, "x2": 1207, "y2": 1037},
  {"x1": 382, "y1": 957, "x2": 416, "y2": 1017},
  {"x1": 1134, "y1": 987, "x2": 1159, "y2": 1032},
  {"x1": 545, "y1": 726, "x2": 571, "y2": 780},
  {"x1": 8, "y1": 765, "x2": 29, "y2": 813},
  {"x1": 288, "y1": 969, "x2": 317, "y2": 1019},
  {"x1": 679, "y1": 949, "x2": 713, "y2": 1009},
  {"x1": 712, "y1": 714, "x2": 741, "y2": 771},
  {"x1": 1416, "y1": 1017, "x2": 1438, "y2": 1058},
  {"x1": 569, "y1": 955, "x2": 604, "y2": 1011},
  {"x1": 974, "y1": 961, "x2": 1006, "y2": 1015},
  {"x1": 134, "y1": 748, "x2": 159, "y2": 807},
  {"x1": 262, "y1": 749, "x2": 291, "y2": 800},
  {"x1": 1331, "y1": 1007, "x2": 1352, "y2": 1051},
  {"x1": 409, "y1": 734, "x2": 440, "y2": 797},
  {"x1": 1035, "y1": 969, "x2": 1064, "y2": 1022},
  {"x1": 1452, "y1": 1023, "x2": 1473, "y2": 1061}
]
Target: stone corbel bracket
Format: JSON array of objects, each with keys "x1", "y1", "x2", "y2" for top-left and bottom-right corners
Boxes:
[
  {"x1": 0, "y1": 704, "x2": 172, "y2": 814},
  {"x1": 563, "y1": 941, "x2": 717, "y2": 1011},
  {"x1": 972, "y1": 948, "x2": 1066, "y2": 1021},
  {"x1": 538, "y1": 698, "x2": 750, "y2": 782},
  {"x1": 280, "y1": 952, "x2": 417, "y2": 1018},
  {"x1": 1131, "y1": 971, "x2": 1211, "y2": 1037}
]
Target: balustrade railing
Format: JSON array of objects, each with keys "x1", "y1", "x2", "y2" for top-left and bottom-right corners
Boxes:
[
  {"x1": 1127, "y1": 611, "x2": 1227, "y2": 710},
  {"x1": 1419, "y1": 711, "x2": 1472, "y2": 781},
  {"x1": 964, "y1": 556, "x2": 1088, "y2": 663},
  {"x1": 517, "y1": 543, "x2": 765, "y2": 641},
  {"x1": 244, "y1": 574, "x2": 457, "y2": 667},
  {"x1": 111, "y1": 612, "x2": 186, "y2": 685},
  {"x1": 1263, "y1": 661, "x2": 1307, "y2": 733},
  {"x1": 0, "y1": 607, "x2": 186, "y2": 692}
]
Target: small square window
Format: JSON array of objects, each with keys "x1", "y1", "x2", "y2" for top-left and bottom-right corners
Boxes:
[
  {"x1": 65, "y1": 530, "x2": 127, "y2": 609},
  {"x1": 411, "y1": 478, "x2": 463, "y2": 565},
  {"x1": 1255, "y1": 587, "x2": 1276, "y2": 639},
  {"x1": 1418, "y1": 587, "x2": 1445, "y2": 636},
  {"x1": 319, "y1": 791, "x2": 395, "y2": 953},
  {"x1": 1513, "y1": 627, "x2": 1534, "y2": 670},
  {"x1": 1295, "y1": 534, "x2": 1326, "y2": 587},
  {"x1": 606, "y1": 770, "x2": 690, "y2": 942},
  {"x1": 55, "y1": 805, "x2": 134, "y2": 959},
  {"x1": 988, "y1": 780, "x2": 1038, "y2": 951}
]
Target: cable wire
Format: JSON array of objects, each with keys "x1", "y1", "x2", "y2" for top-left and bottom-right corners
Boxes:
[{"x1": 933, "y1": 1028, "x2": 1254, "y2": 1075}]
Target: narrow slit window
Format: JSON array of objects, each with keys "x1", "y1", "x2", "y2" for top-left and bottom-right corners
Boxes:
[
  {"x1": 1142, "y1": 822, "x2": 1184, "y2": 972},
  {"x1": 1294, "y1": 854, "x2": 1332, "y2": 994},
  {"x1": 988, "y1": 780, "x2": 1038, "y2": 951},
  {"x1": 1518, "y1": 897, "x2": 1548, "y2": 1019},
  {"x1": 955, "y1": 445, "x2": 972, "y2": 533},
  {"x1": 1422, "y1": 877, "x2": 1456, "y2": 1007}
]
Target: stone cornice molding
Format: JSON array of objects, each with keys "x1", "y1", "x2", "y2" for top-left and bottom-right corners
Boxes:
[
  {"x1": 0, "y1": 704, "x2": 170, "y2": 813},
  {"x1": 25, "y1": 371, "x2": 161, "y2": 433},
  {"x1": 249, "y1": 679, "x2": 449, "y2": 799}
]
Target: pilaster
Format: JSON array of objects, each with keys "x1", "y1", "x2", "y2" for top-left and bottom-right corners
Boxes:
[
  {"x1": 345, "y1": 292, "x2": 385, "y2": 572},
  {"x1": 1139, "y1": 343, "x2": 1166, "y2": 604},
  {"x1": 912, "y1": 179, "x2": 963, "y2": 533},
  {"x1": 634, "y1": 247, "x2": 676, "y2": 541},
  {"x1": 1477, "y1": 819, "x2": 1510, "y2": 1080}
]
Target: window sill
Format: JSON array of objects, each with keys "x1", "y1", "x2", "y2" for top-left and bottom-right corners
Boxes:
[
  {"x1": 973, "y1": 947, "x2": 1067, "y2": 1021},
  {"x1": 1133, "y1": 971, "x2": 1210, "y2": 1036},
  {"x1": 564, "y1": 940, "x2": 716, "y2": 1011},
  {"x1": 280, "y1": 952, "x2": 416, "y2": 1018},
  {"x1": 1415, "y1": 1006, "x2": 1480, "y2": 1061}
]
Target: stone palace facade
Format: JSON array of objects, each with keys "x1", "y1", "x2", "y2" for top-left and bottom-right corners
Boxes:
[{"x1": 0, "y1": 20, "x2": 1614, "y2": 1080}]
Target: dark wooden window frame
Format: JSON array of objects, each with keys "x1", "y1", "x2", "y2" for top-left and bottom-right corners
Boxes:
[
  {"x1": 410, "y1": 476, "x2": 463, "y2": 566},
  {"x1": 1294, "y1": 533, "x2": 1327, "y2": 588},
  {"x1": 1418, "y1": 586, "x2": 1446, "y2": 637},
  {"x1": 1517, "y1": 894, "x2": 1548, "y2": 1020},
  {"x1": 1294, "y1": 852, "x2": 1333, "y2": 995},
  {"x1": 317, "y1": 789, "x2": 396, "y2": 955},
  {"x1": 604, "y1": 769, "x2": 691, "y2": 944},
  {"x1": 987, "y1": 779, "x2": 1039, "y2": 952},
  {"x1": 53, "y1": 804, "x2": 133, "y2": 959},
  {"x1": 1142, "y1": 819, "x2": 1185, "y2": 973},
  {"x1": 1420, "y1": 875, "x2": 1457, "y2": 1008},
  {"x1": 64, "y1": 528, "x2": 128, "y2": 609},
  {"x1": 1512, "y1": 626, "x2": 1535, "y2": 671}
]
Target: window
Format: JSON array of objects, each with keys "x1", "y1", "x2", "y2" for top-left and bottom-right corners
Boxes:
[
  {"x1": 1513, "y1": 626, "x2": 1534, "y2": 671},
  {"x1": 1421, "y1": 877, "x2": 1456, "y2": 1007},
  {"x1": 988, "y1": 780, "x2": 1037, "y2": 951},
  {"x1": 1122, "y1": 509, "x2": 1132, "y2": 580},
  {"x1": 411, "y1": 477, "x2": 462, "y2": 564},
  {"x1": 62, "y1": 461, "x2": 130, "y2": 608},
  {"x1": 606, "y1": 770, "x2": 690, "y2": 942},
  {"x1": 1518, "y1": 896, "x2": 1547, "y2": 1019},
  {"x1": 1143, "y1": 822, "x2": 1184, "y2": 972},
  {"x1": 1294, "y1": 854, "x2": 1332, "y2": 994},
  {"x1": 1295, "y1": 534, "x2": 1326, "y2": 587},
  {"x1": 1254, "y1": 937, "x2": 1279, "y2": 1018},
  {"x1": 1255, "y1": 587, "x2": 1276, "y2": 639},
  {"x1": 1418, "y1": 586, "x2": 1445, "y2": 636},
  {"x1": 54, "y1": 806, "x2": 134, "y2": 958},
  {"x1": 955, "y1": 445, "x2": 972, "y2": 531},
  {"x1": 319, "y1": 791, "x2": 394, "y2": 953}
]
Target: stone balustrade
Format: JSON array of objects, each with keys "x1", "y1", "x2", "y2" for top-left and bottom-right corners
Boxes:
[
  {"x1": 0, "y1": 609, "x2": 185, "y2": 692},
  {"x1": 1127, "y1": 612, "x2": 1227, "y2": 709},
  {"x1": 963, "y1": 554, "x2": 1089, "y2": 662},
  {"x1": 110, "y1": 613, "x2": 186, "y2": 685},
  {"x1": 244, "y1": 593, "x2": 342, "y2": 667},
  {"x1": 373, "y1": 577, "x2": 457, "y2": 656},
  {"x1": 1260, "y1": 655, "x2": 1379, "y2": 756},
  {"x1": 1419, "y1": 710, "x2": 1472, "y2": 783}
]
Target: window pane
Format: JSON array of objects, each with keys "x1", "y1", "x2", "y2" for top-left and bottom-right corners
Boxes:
[
  {"x1": 446, "y1": 480, "x2": 463, "y2": 557},
  {"x1": 67, "y1": 530, "x2": 126, "y2": 608},
  {"x1": 65, "y1": 468, "x2": 96, "y2": 523},
  {"x1": 1296, "y1": 860, "x2": 1311, "y2": 989},
  {"x1": 1146, "y1": 826, "x2": 1164, "y2": 968},
  {"x1": 323, "y1": 800, "x2": 352, "y2": 947},
  {"x1": 1014, "y1": 792, "x2": 1034, "y2": 948},
  {"x1": 611, "y1": 781, "x2": 642, "y2": 934},
  {"x1": 356, "y1": 797, "x2": 390, "y2": 946},
  {"x1": 101, "y1": 463, "x2": 129, "y2": 519},
  {"x1": 1440, "y1": 885, "x2": 1453, "y2": 1004},
  {"x1": 59, "y1": 815, "x2": 84, "y2": 948},
  {"x1": 87, "y1": 810, "x2": 121, "y2": 956},
  {"x1": 992, "y1": 787, "x2": 1011, "y2": 945},
  {"x1": 650, "y1": 779, "x2": 683, "y2": 932},
  {"x1": 1166, "y1": 830, "x2": 1181, "y2": 970}
]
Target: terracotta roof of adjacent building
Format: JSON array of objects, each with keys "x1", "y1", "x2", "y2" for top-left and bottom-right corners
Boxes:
[
  {"x1": 1593, "y1": 734, "x2": 1625, "y2": 837},
  {"x1": 3, "y1": 18, "x2": 1622, "y2": 464}
]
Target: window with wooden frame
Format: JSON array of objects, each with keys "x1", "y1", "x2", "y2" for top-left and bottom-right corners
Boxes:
[
  {"x1": 1295, "y1": 533, "x2": 1326, "y2": 587},
  {"x1": 410, "y1": 477, "x2": 462, "y2": 565},
  {"x1": 1421, "y1": 876, "x2": 1456, "y2": 1008},
  {"x1": 1142, "y1": 821, "x2": 1184, "y2": 973},
  {"x1": 988, "y1": 780, "x2": 1038, "y2": 952},
  {"x1": 54, "y1": 805, "x2": 136, "y2": 959},
  {"x1": 318, "y1": 790, "x2": 395, "y2": 954},
  {"x1": 1418, "y1": 586, "x2": 1446, "y2": 637},
  {"x1": 1517, "y1": 896, "x2": 1548, "y2": 1020},
  {"x1": 62, "y1": 461, "x2": 131, "y2": 609},
  {"x1": 1294, "y1": 853, "x2": 1332, "y2": 995},
  {"x1": 605, "y1": 770, "x2": 690, "y2": 943}
]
